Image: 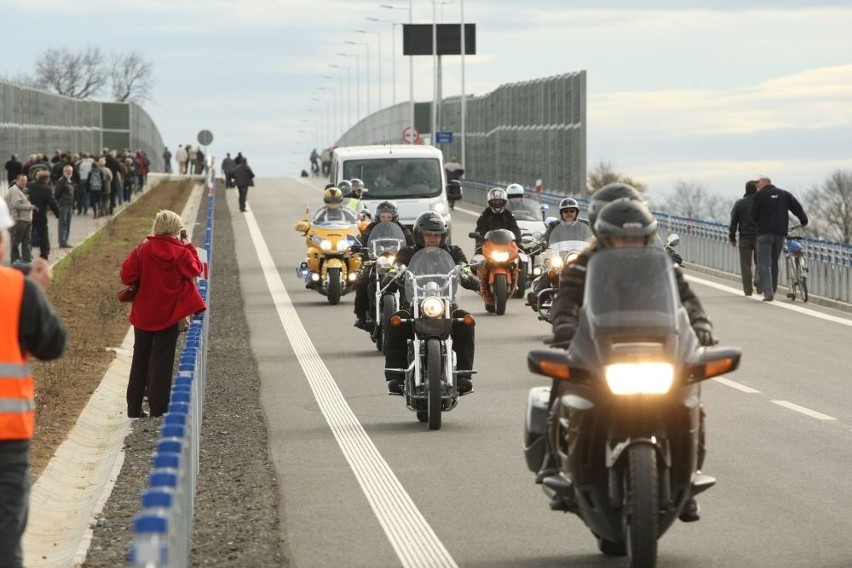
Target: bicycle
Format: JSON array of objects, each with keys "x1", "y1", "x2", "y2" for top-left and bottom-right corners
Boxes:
[{"x1": 784, "y1": 227, "x2": 808, "y2": 302}]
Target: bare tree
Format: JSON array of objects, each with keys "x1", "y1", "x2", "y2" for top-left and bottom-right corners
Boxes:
[
  {"x1": 658, "y1": 180, "x2": 728, "y2": 223},
  {"x1": 803, "y1": 169, "x2": 852, "y2": 243},
  {"x1": 110, "y1": 50, "x2": 154, "y2": 104},
  {"x1": 587, "y1": 161, "x2": 647, "y2": 195},
  {"x1": 34, "y1": 46, "x2": 108, "y2": 99}
]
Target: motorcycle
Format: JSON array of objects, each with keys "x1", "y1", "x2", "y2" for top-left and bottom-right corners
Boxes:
[
  {"x1": 294, "y1": 208, "x2": 364, "y2": 305},
  {"x1": 384, "y1": 247, "x2": 476, "y2": 430},
  {"x1": 363, "y1": 222, "x2": 406, "y2": 351},
  {"x1": 528, "y1": 222, "x2": 593, "y2": 323},
  {"x1": 469, "y1": 228, "x2": 521, "y2": 315},
  {"x1": 507, "y1": 201, "x2": 549, "y2": 298},
  {"x1": 523, "y1": 246, "x2": 741, "y2": 566}
]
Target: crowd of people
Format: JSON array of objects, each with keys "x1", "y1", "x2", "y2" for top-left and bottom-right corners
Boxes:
[
  {"x1": 2, "y1": 149, "x2": 153, "y2": 262},
  {"x1": 164, "y1": 144, "x2": 207, "y2": 175}
]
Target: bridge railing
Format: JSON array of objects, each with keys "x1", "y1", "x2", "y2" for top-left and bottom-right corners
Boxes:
[
  {"x1": 459, "y1": 180, "x2": 852, "y2": 305},
  {"x1": 128, "y1": 169, "x2": 216, "y2": 567}
]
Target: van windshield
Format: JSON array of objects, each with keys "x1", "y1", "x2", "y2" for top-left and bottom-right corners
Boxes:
[{"x1": 343, "y1": 158, "x2": 443, "y2": 199}]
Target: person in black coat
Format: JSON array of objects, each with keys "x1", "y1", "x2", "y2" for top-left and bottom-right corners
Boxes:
[
  {"x1": 5, "y1": 154, "x2": 22, "y2": 184},
  {"x1": 729, "y1": 180, "x2": 760, "y2": 296},
  {"x1": 231, "y1": 158, "x2": 255, "y2": 212},
  {"x1": 751, "y1": 175, "x2": 808, "y2": 301},
  {"x1": 26, "y1": 170, "x2": 60, "y2": 260}
]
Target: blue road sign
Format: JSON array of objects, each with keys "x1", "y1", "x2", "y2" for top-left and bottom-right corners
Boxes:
[{"x1": 435, "y1": 131, "x2": 454, "y2": 144}]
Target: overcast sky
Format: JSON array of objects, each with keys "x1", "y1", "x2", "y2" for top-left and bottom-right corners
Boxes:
[{"x1": 3, "y1": 0, "x2": 852, "y2": 202}]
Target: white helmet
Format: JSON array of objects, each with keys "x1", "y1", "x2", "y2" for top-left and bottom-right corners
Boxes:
[{"x1": 506, "y1": 183, "x2": 525, "y2": 198}]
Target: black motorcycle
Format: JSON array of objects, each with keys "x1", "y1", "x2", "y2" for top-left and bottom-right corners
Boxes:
[
  {"x1": 524, "y1": 246, "x2": 741, "y2": 566},
  {"x1": 363, "y1": 222, "x2": 406, "y2": 351}
]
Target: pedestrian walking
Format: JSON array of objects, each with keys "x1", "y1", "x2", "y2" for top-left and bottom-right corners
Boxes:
[
  {"x1": 5, "y1": 154, "x2": 22, "y2": 185},
  {"x1": 729, "y1": 180, "x2": 760, "y2": 296},
  {"x1": 751, "y1": 175, "x2": 808, "y2": 302},
  {"x1": 162, "y1": 146, "x2": 172, "y2": 173},
  {"x1": 54, "y1": 165, "x2": 75, "y2": 248},
  {"x1": 120, "y1": 210, "x2": 206, "y2": 418},
  {"x1": 27, "y1": 170, "x2": 60, "y2": 260},
  {"x1": 221, "y1": 153, "x2": 236, "y2": 188},
  {"x1": 175, "y1": 145, "x2": 188, "y2": 175},
  {"x1": 6, "y1": 173, "x2": 35, "y2": 264},
  {"x1": 0, "y1": 198, "x2": 67, "y2": 568},
  {"x1": 231, "y1": 158, "x2": 255, "y2": 212}
]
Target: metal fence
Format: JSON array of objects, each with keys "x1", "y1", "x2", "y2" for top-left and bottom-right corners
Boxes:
[
  {"x1": 460, "y1": 181, "x2": 852, "y2": 305},
  {"x1": 0, "y1": 79, "x2": 164, "y2": 170},
  {"x1": 129, "y1": 170, "x2": 215, "y2": 567},
  {"x1": 334, "y1": 71, "x2": 587, "y2": 198}
]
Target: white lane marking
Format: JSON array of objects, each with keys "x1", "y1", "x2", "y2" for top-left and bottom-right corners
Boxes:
[
  {"x1": 771, "y1": 400, "x2": 837, "y2": 421},
  {"x1": 684, "y1": 274, "x2": 852, "y2": 327},
  {"x1": 452, "y1": 204, "x2": 481, "y2": 217},
  {"x1": 243, "y1": 207, "x2": 458, "y2": 568},
  {"x1": 713, "y1": 377, "x2": 761, "y2": 393}
]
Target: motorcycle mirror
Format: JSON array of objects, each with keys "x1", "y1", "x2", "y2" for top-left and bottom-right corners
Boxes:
[
  {"x1": 545, "y1": 216, "x2": 558, "y2": 225},
  {"x1": 540, "y1": 204, "x2": 549, "y2": 211},
  {"x1": 469, "y1": 254, "x2": 486, "y2": 270},
  {"x1": 687, "y1": 345, "x2": 742, "y2": 382},
  {"x1": 667, "y1": 233, "x2": 681, "y2": 248},
  {"x1": 527, "y1": 350, "x2": 571, "y2": 380},
  {"x1": 294, "y1": 221, "x2": 309, "y2": 233},
  {"x1": 468, "y1": 231, "x2": 481, "y2": 240}
]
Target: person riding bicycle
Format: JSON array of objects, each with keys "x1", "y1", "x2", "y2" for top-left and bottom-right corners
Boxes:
[
  {"x1": 382, "y1": 212, "x2": 480, "y2": 395},
  {"x1": 353, "y1": 201, "x2": 414, "y2": 330},
  {"x1": 540, "y1": 196, "x2": 715, "y2": 521}
]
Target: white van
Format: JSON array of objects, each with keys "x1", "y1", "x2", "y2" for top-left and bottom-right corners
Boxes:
[{"x1": 330, "y1": 145, "x2": 451, "y2": 233}]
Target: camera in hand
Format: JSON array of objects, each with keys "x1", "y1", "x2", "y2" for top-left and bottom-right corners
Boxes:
[{"x1": 180, "y1": 229, "x2": 188, "y2": 240}]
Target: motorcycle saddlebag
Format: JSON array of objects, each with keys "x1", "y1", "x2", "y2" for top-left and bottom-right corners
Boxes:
[{"x1": 524, "y1": 386, "x2": 551, "y2": 472}]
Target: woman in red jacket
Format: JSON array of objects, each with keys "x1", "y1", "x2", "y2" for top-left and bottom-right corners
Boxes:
[{"x1": 120, "y1": 209, "x2": 206, "y2": 417}]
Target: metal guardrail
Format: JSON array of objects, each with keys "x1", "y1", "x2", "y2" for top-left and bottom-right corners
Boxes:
[
  {"x1": 460, "y1": 181, "x2": 852, "y2": 304},
  {"x1": 128, "y1": 169, "x2": 216, "y2": 567}
]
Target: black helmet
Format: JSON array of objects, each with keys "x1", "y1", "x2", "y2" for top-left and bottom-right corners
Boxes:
[
  {"x1": 487, "y1": 187, "x2": 508, "y2": 211},
  {"x1": 587, "y1": 182, "x2": 644, "y2": 231},
  {"x1": 350, "y1": 178, "x2": 365, "y2": 196},
  {"x1": 337, "y1": 179, "x2": 353, "y2": 196},
  {"x1": 558, "y1": 197, "x2": 580, "y2": 216},
  {"x1": 375, "y1": 200, "x2": 398, "y2": 222},
  {"x1": 413, "y1": 211, "x2": 447, "y2": 247},
  {"x1": 594, "y1": 198, "x2": 658, "y2": 248}
]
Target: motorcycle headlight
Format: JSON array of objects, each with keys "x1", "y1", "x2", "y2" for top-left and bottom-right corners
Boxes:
[
  {"x1": 320, "y1": 239, "x2": 332, "y2": 251},
  {"x1": 376, "y1": 255, "x2": 394, "y2": 268},
  {"x1": 565, "y1": 251, "x2": 580, "y2": 264},
  {"x1": 605, "y1": 362, "x2": 674, "y2": 395},
  {"x1": 489, "y1": 250, "x2": 510, "y2": 263},
  {"x1": 336, "y1": 239, "x2": 350, "y2": 252},
  {"x1": 550, "y1": 256, "x2": 563, "y2": 269},
  {"x1": 421, "y1": 297, "x2": 445, "y2": 318}
]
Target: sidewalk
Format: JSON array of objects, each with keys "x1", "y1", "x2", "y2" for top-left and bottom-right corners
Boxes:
[{"x1": 22, "y1": 174, "x2": 206, "y2": 568}]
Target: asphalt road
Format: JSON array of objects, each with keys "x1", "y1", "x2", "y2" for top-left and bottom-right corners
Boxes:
[{"x1": 231, "y1": 176, "x2": 852, "y2": 568}]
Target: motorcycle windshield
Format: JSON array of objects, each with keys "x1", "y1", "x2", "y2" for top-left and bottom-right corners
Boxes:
[
  {"x1": 405, "y1": 247, "x2": 458, "y2": 304},
  {"x1": 548, "y1": 240, "x2": 590, "y2": 254},
  {"x1": 584, "y1": 247, "x2": 680, "y2": 333},
  {"x1": 367, "y1": 222, "x2": 407, "y2": 258},
  {"x1": 484, "y1": 228, "x2": 516, "y2": 245},
  {"x1": 548, "y1": 222, "x2": 593, "y2": 245},
  {"x1": 311, "y1": 207, "x2": 359, "y2": 228},
  {"x1": 506, "y1": 201, "x2": 540, "y2": 221}
]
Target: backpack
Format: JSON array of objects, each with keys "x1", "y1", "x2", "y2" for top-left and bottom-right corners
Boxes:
[{"x1": 89, "y1": 169, "x2": 103, "y2": 191}]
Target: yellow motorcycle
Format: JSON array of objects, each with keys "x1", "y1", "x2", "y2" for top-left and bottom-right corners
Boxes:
[{"x1": 295, "y1": 208, "x2": 364, "y2": 304}]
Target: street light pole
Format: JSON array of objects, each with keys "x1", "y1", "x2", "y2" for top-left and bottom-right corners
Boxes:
[
  {"x1": 336, "y1": 52, "x2": 360, "y2": 122},
  {"x1": 380, "y1": 2, "x2": 413, "y2": 143},
  {"x1": 319, "y1": 83, "x2": 339, "y2": 142},
  {"x1": 311, "y1": 97, "x2": 329, "y2": 147},
  {"x1": 328, "y1": 64, "x2": 352, "y2": 130},
  {"x1": 366, "y1": 17, "x2": 400, "y2": 106},
  {"x1": 345, "y1": 41, "x2": 370, "y2": 117},
  {"x1": 355, "y1": 29, "x2": 382, "y2": 113}
]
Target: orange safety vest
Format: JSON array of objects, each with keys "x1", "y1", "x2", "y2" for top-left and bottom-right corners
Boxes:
[{"x1": 0, "y1": 266, "x2": 34, "y2": 441}]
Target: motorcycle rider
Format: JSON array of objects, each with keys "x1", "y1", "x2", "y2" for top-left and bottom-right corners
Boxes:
[
  {"x1": 383, "y1": 212, "x2": 480, "y2": 395},
  {"x1": 527, "y1": 198, "x2": 593, "y2": 311},
  {"x1": 505, "y1": 183, "x2": 527, "y2": 211},
  {"x1": 349, "y1": 178, "x2": 366, "y2": 199},
  {"x1": 473, "y1": 187, "x2": 522, "y2": 311},
  {"x1": 353, "y1": 201, "x2": 414, "y2": 330},
  {"x1": 539, "y1": 197, "x2": 715, "y2": 522}
]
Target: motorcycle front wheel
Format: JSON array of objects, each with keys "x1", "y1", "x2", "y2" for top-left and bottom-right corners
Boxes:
[
  {"x1": 327, "y1": 267, "x2": 342, "y2": 305},
  {"x1": 377, "y1": 295, "x2": 396, "y2": 353},
  {"x1": 625, "y1": 444, "x2": 659, "y2": 568},
  {"x1": 426, "y1": 338, "x2": 443, "y2": 430},
  {"x1": 494, "y1": 273, "x2": 508, "y2": 315}
]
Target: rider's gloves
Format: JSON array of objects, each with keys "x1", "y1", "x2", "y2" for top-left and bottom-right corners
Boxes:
[
  {"x1": 693, "y1": 321, "x2": 715, "y2": 346},
  {"x1": 461, "y1": 273, "x2": 481, "y2": 292},
  {"x1": 553, "y1": 322, "x2": 576, "y2": 345}
]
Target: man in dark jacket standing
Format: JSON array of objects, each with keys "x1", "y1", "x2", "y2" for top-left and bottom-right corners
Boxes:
[
  {"x1": 27, "y1": 170, "x2": 61, "y2": 260},
  {"x1": 751, "y1": 175, "x2": 808, "y2": 302},
  {"x1": 5, "y1": 154, "x2": 22, "y2": 185},
  {"x1": 729, "y1": 180, "x2": 760, "y2": 296}
]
